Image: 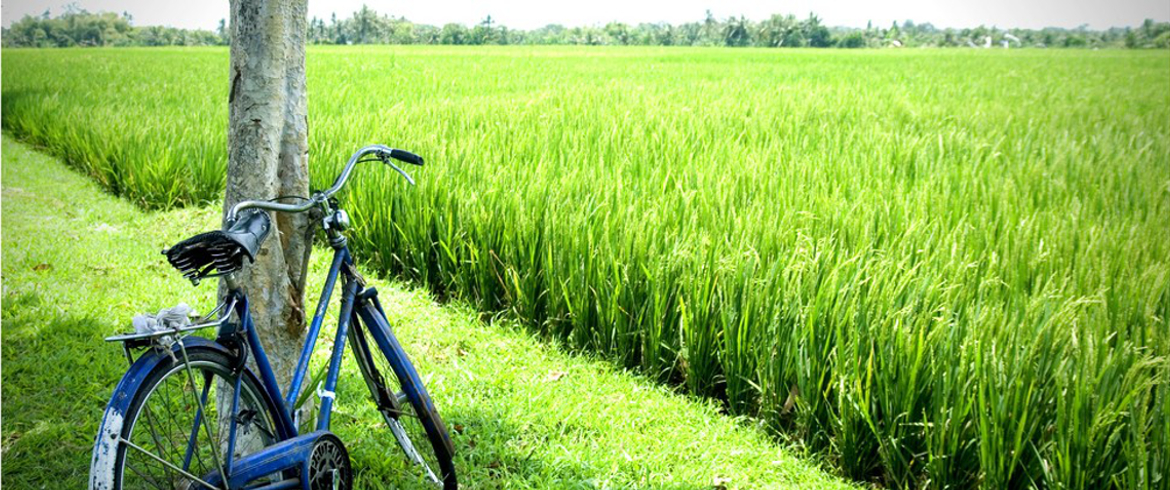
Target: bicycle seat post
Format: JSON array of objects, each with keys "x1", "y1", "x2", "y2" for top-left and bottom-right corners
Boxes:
[{"x1": 223, "y1": 272, "x2": 240, "y2": 291}]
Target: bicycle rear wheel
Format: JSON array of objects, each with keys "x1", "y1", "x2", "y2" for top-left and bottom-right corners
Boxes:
[
  {"x1": 349, "y1": 293, "x2": 456, "y2": 489},
  {"x1": 91, "y1": 344, "x2": 283, "y2": 490}
]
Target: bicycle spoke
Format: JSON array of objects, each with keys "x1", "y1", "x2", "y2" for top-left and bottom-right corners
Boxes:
[
  {"x1": 178, "y1": 343, "x2": 227, "y2": 486},
  {"x1": 121, "y1": 436, "x2": 222, "y2": 490},
  {"x1": 125, "y1": 457, "x2": 170, "y2": 489},
  {"x1": 387, "y1": 417, "x2": 438, "y2": 481},
  {"x1": 160, "y1": 368, "x2": 212, "y2": 477},
  {"x1": 139, "y1": 402, "x2": 180, "y2": 483},
  {"x1": 180, "y1": 375, "x2": 215, "y2": 473}
]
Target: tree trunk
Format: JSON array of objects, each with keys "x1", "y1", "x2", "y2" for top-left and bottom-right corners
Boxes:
[{"x1": 224, "y1": 0, "x2": 310, "y2": 391}]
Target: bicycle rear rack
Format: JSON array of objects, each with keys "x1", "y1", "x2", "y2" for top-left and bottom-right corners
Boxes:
[
  {"x1": 105, "y1": 298, "x2": 237, "y2": 344},
  {"x1": 105, "y1": 298, "x2": 238, "y2": 365}
]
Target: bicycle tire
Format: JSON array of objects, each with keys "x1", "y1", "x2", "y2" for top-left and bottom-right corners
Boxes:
[
  {"x1": 350, "y1": 297, "x2": 457, "y2": 489},
  {"x1": 91, "y1": 344, "x2": 285, "y2": 490}
]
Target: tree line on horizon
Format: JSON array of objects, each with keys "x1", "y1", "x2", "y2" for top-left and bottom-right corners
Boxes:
[{"x1": 4, "y1": 5, "x2": 1170, "y2": 49}]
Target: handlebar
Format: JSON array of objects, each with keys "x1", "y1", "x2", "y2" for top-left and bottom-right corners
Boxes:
[{"x1": 226, "y1": 144, "x2": 423, "y2": 222}]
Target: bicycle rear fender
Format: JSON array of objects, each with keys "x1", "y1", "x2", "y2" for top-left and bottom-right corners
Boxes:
[{"x1": 89, "y1": 337, "x2": 232, "y2": 490}]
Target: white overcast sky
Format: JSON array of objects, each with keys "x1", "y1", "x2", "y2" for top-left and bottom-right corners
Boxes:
[{"x1": 2, "y1": 0, "x2": 1168, "y2": 31}]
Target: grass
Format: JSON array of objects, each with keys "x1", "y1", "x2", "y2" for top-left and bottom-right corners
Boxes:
[
  {"x1": 0, "y1": 134, "x2": 851, "y2": 488},
  {"x1": 3, "y1": 45, "x2": 1169, "y2": 488}
]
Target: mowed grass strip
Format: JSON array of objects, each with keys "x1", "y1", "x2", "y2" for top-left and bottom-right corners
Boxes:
[
  {"x1": 0, "y1": 135, "x2": 851, "y2": 489},
  {"x1": 3, "y1": 46, "x2": 1168, "y2": 487}
]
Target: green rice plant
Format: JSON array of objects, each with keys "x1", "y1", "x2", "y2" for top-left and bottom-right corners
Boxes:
[{"x1": 3, "y1": 46, "x2": 1167, "y2": 488}]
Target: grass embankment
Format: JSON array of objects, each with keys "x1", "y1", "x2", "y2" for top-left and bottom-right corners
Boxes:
[
  {"x1": 3, "y1": 47, "x2": 1169, "y2": 487},
  {"x1": 0, "y1": 135, "x2": 850, "y2": 488}
]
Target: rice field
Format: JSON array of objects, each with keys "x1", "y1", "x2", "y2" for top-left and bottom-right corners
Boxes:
[{"x1": 3, "y1": 46, "x2": 1169, "y2": 488}]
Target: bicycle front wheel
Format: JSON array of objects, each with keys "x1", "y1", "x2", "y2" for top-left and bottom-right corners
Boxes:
[
  {"x1": 91, "y1": 343, "x2": 284, "y2": 490},
  {"x1": 350, "y1": 294, "x2": 456, "y2": 489}
]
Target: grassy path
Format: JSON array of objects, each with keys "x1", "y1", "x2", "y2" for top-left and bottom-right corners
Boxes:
[{"x1": 0, "y1": 134, "x2": 849, "y2": 489}]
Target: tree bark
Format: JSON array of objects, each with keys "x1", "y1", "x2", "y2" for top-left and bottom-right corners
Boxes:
[{"x1": 224, "y1": 0, "x2": 310, "y2": 391}]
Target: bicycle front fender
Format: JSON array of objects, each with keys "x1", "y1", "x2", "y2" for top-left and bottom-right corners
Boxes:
[
  {"x1": 355, "y1": 287, "x2": 456, "y2": 456},
  {"x1": 89, "y1": 337, "x2": 231, "y2": 490}
]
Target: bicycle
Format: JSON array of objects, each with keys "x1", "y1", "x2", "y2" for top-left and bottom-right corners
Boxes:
[{"x1": 89, "y1": 145, "x2": 456, "y2": 490}]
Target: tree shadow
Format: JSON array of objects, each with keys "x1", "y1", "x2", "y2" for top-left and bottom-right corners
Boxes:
[{"x1": 2, "y1": 290, "x2": 125, "y2": 488}]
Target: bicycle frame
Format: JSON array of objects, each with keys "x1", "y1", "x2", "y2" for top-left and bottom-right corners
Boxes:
[
  {"x1": 219, "y1": 244, "x2": 362, "y2": 439},
  {"x1": 198, "y1": 241, "x2": 393, "y2": 486}
]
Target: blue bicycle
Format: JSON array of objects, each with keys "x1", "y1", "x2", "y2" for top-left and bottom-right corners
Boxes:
[{"x1": 90, "y1": 145, "x2": 456, "y2": 489}]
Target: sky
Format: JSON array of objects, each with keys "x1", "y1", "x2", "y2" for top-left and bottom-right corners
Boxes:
[{"x1": 2, "y1": 0, "x2": 1168, "y2": 32}]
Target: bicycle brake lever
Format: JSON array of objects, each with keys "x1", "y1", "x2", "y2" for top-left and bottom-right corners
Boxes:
[{"x1": 384, "y1": 159, "x2": 416, "y2": 186}]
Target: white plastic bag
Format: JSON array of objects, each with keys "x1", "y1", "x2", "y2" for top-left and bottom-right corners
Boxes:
[{"x1": 132, "y1": 303, "x2": 196, "y2": 349}]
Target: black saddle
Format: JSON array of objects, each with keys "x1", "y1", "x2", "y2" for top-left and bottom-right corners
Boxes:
[{"x1": 164, "y1": 210, "x2": 271, "y2": 285}]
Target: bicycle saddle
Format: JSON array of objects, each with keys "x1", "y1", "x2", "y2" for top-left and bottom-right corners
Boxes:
[{"x1": 164, "y1": 209, "x2": 271, "y2": 284}]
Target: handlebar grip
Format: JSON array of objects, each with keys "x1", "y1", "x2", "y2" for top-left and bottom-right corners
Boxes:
[{"x1": 388, "y1": 149, "x2": 425, "y2": 166}]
